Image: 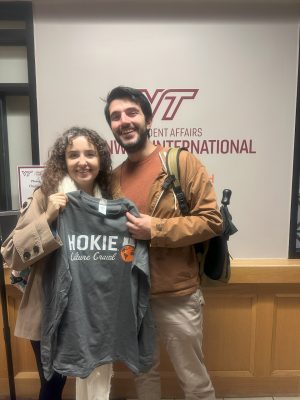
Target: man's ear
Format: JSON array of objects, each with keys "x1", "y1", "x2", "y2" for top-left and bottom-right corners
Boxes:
[{"x1": 146, "y1": 118, "x2": 152, "y2": 130}]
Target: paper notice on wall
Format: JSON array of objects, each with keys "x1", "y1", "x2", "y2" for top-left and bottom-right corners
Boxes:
[{"x1": 18, "y1": 166, "x2": 45, "y2": 207}]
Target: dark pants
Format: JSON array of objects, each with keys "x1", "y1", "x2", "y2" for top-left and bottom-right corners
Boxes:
[{"x1": 31, "y1": 340, "x2": 67, "y2": 400}]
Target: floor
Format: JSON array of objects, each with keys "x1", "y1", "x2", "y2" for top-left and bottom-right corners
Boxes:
[
  {"x1": 1, "y1": 397, "x2": 300, "y2": 400},
  {"x1": 116, "y1": 398, "x2": 300, "y2": 400},
  {"x1": 0, "y1": 395, "x2": 300, "y2": 400},
  {"x1": 127, "y1": 397, "x2": 300, "y2": 400}
]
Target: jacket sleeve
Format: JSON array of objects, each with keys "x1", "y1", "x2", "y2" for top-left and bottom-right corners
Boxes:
[
  {"x1": 150, "y1": 151, "x2": 223, "y2": 248},
  {"x1": 1, "y1": 189, "x2": 62, "y2": 270}
]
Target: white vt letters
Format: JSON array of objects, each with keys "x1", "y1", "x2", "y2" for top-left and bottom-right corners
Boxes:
[{"x1": 68, "y1": 235, "x2": 119, "y2": 251}]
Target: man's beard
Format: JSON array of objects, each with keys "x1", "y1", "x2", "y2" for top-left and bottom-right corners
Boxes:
[{"x1": 115, "y1": 128, "x2": 149, "y2": 153}]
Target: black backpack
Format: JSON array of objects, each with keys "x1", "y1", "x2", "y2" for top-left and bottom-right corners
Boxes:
[{"x1": 163, "y1": 147, "x2": 237, "y2": 285}]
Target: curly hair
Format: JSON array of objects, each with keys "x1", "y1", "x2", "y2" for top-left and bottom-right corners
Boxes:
[{"x1": 40, "y1": 127, "x2": 112, "y2": 199}]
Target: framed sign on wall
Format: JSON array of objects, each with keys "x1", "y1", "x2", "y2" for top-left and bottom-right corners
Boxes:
[{"x1": 17, "y1": 165, "x2": 45, "y2": 207}]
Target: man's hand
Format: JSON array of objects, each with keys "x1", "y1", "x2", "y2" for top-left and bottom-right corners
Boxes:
[{"x1": 126, "y1": 212, "x2": 151, "y2": 240}]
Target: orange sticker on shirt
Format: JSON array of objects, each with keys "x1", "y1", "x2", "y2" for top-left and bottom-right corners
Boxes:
[{"x1": 120, "y1": 245, "x2": 135, "y2": 263}]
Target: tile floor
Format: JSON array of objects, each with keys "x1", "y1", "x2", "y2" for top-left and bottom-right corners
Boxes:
[
  {"x1": 125, "y1": 398, "x2": 300, "y2": 400},
  {"x1": 126, "y1": 398, "x2": 300, "y2": 400},
  {"x1": 220, "y1": 398, "x2": 300, "y2": 400},
  {"x1": 2, "y1": 398, "x2": 300, "y2": 400}
]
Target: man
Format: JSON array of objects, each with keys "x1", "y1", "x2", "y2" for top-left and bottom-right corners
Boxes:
[{"x1": 104, "y1": 86, "x2": 223, "y2": 400}]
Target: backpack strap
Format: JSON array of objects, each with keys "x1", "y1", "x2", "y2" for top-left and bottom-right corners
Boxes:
[{"x1": 165, "y1": 148, "x2": 190, "y2": 216}]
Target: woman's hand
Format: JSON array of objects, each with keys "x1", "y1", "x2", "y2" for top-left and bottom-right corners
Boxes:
[{"x1": 45, "y1": 192, "x2": 68, "y2": 224}]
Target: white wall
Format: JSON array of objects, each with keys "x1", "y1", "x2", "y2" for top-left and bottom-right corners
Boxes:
[
  {"x1": 0, "y1": 43, "x2": 32, "y2": 209},
  {"x1": 6, "y1": 96, "x2": 32, "y2": 209},
  {"x1": 32, "y1": 1, "x2": 300, "y2": 258}
]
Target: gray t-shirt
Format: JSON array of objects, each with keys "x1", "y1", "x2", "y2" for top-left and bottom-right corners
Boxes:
[{"x1": 41, "y1": 191, "x2": 154, "y2": 379}]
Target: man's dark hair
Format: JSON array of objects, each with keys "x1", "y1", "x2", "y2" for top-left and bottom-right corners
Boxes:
[{"x1": 104, "y1": 86, "x2": 153, "y2": 126}]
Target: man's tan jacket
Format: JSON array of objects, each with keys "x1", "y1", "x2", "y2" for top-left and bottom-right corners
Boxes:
[{"x1": 112, "y1": 147, "x2": 223, "y2": 297}]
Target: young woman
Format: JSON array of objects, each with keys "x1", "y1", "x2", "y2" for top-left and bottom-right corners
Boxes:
[{"x1": 1, "y1": 127, "x2": 113, "y2": 400}]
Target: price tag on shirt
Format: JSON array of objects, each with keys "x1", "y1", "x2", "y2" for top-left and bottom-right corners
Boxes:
[{"x1": 98, "y1": 199, "x2": 107, "y2": 215}]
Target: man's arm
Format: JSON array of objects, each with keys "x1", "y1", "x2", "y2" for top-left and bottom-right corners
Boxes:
[{"x1": 126, "y1": 151, "x2": 223, "y2": 247}]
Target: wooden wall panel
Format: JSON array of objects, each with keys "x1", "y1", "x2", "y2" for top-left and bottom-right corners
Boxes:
[
  {"x1": 204, "y1": 293, "x2": 257, "y2": 374},
  {"x1": 1, "y1": 260, "x2": 300, "y2": 399},
  {"x1": 0, "y1": 299, "x2": 9, "y2": 395},
  {"x1": 272, "y1": 294, "x2": 300, "y2": 373}
]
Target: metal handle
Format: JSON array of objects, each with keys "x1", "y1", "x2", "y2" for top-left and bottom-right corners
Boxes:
[{"x1": 221, "y1": 189, "x2": 232, "y2": 206}]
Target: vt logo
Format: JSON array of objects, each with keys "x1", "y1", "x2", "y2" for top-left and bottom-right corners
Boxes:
[{"x1": 140, "y1": 89, "x2": 199, "y2": 121}]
